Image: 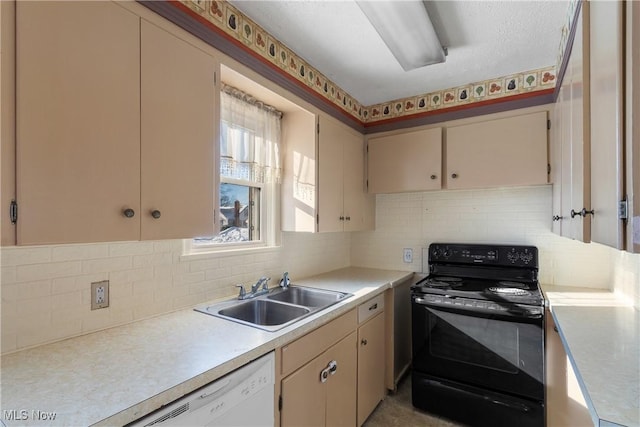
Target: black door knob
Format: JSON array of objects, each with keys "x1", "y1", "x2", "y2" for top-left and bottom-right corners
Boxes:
[
  {"x1": 151, "y1": 210, "x2": 161, "y2": 219},
  {"x1": 123, "y1": 208, "x2": 135, "y2": 218}
]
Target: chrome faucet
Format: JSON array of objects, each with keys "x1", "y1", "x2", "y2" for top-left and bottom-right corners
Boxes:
[
  {"x1": 251, "y1": 276, "x2": 271, "y2": 296},
  {"x1": 279, "y1": 271, "x2": 291, "y2": 289}
]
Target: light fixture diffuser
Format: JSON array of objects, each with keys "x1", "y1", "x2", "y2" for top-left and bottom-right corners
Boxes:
[{"x1": 356, "y1": 0, "x2": 447, "y2": 71}]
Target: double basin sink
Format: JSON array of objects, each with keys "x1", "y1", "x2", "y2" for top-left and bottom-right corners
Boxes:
[{"x1": 196, "y1": 286, "x2": 352, "y2": 332}]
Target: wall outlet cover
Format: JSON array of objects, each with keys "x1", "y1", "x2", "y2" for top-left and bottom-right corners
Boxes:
[
  {"x1": 91, "y1": 280, "x2": 109, "y2": 310},
  {"x1": 403, "y1": 248, "x2": 413, "y2": 263}
]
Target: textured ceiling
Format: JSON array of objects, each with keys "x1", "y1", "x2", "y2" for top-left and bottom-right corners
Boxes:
[{"x1": 228, "y1": 0, "x2": 569, "y2": 106}]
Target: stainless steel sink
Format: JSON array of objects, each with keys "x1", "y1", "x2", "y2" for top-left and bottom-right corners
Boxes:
[
  {"x1": 219, "y1": 300, "x2": 310, "y2": 326},
  {"x1": 196, "y1": 286, "x2": 352, "y2": 332},
  {"x1": 267, "y1": 286, "x2": 349, "y2": 307}
]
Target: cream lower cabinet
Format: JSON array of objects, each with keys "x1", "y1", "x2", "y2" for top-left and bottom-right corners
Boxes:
[
  {"x1": 15, "y1": 2, "x2": 215, "y2": 245},
  {"x1": 280, "y1": 310, "x2": 358, "y2": 427},
  {"x1": 318, "y1": 115, "x2": 374, "y2": 232},
  {"x1": 445, "y1": 111, "x2": 548, "y2": 190},
  {"x1": 545, "y1": 309, "x2": 592, "y2": 426},
  {"x1": 357, "y1": 295, "x2": 386, "y2": 426},
  {"x1": 367, "y1": 128, "x2": 442, "y2": 194}
]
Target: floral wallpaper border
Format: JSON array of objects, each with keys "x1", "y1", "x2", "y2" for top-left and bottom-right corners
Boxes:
[{"x1": 180, "y1": 0, "x2": 572, "y2": 125}]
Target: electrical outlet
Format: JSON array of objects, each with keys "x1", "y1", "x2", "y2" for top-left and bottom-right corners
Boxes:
[
  {"x1": 91, "y1": 280, "x2": 109, "y2": 310},
  {"x1": 403, "y1": 248, "x2": 413, "y2": 263}
]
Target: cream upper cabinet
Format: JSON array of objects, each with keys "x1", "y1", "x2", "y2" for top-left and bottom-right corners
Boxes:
[
  {"x1": 318, "y1": 115, "x2": 374, "y2": 233},
  {"x1": 140, "y1": 20, "x2": 216, "y2": 240},
  {"x1": 445, "y1": 111, "x2": 548, "y2": 190},
  {"x1": 15, "y1": 3, "x2": 216, "y2": 245},
  {"x1": 367, "y1": 128, "x2": 442, "y2": 193},
  {"x1": 590, "y1": 0, "x2": 625, "y2": 250},
  {"x1": 626, "y1": 0, "x2": 640, "y2": 253},
  {"x1": 16, "y1": 1, "x2": 141, "y2": 245},
  {"x1": 551, "y1": 5, "x2": 591, "y2": 243}
]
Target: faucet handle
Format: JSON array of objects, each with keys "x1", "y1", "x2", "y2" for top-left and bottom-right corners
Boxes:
[
  {"x1": 260, "y1": 277, "x2": 271, "y2": 290},
  {"x1": 235, "y1": 284, "x2": 246, "y2": 299}
]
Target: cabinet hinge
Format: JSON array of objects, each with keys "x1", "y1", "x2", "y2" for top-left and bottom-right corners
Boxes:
[
  {"x1": 278, "y1": 395, "x2": 283, "y2": 411},
  {"x1": 547, "y1": 164, "x2": 551, "y2": 175},
  {"x1": 9, "y1": 199, "x2": 17, "y2": 225},
  {"x1": 547, "y1": 119, "x2": 551, "y2": 130},
  {"x1": 619, "y1": 199, "x2": 629, "y2": 220}
]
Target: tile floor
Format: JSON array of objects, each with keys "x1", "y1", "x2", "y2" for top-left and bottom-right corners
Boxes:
[{"x1": 363, "y1": 375, "x2": 463, "y2": 427}]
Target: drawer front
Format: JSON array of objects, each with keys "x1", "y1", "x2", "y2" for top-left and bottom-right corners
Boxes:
[
  {"x1": 281, "y1": 309, "x2": 357, "y2": 377},
  {"x1": 358, "y1": 294, "x2": 384, "y2": 324}
]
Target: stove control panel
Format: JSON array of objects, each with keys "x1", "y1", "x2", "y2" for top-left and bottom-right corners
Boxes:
[{"x1": 429, "y1": 243, "x2": 538, "y2": 268}]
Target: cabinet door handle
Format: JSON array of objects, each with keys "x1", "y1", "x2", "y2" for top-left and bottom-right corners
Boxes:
[
  {"x1": 430, "y1": 174, "x2": 437, "y2": 180},
  {"x1": 369, "y1": 303, "x2": 378, "y2": 311},
  {"x1": 345, "y1": 216, "x2": 351, "y2": 221},
  {"x1": 361, "y1": 339, "x2": 368, "y2": 346},
  {"x1": 571, "y1": 208, "x2": 594, "y2": 218},
  {"x1": 328, "y1": 360, "x2": 337, "y2": 375},
  {"x1": 552, "y1": 215, "x2": 563, "y2": 221},
  {"x1": 151, "y1": 209, "x2": 161, "y2": 219},
  {"x1": 451, "y1": 173, "x2": 458, "y2": 179},
  {"x1": 123, "y1": 208, "x2": 135, "y2": 218},
  {"x1": 320, "y1": 368, "x2": 329, "y2": 383},
  {"x1": 339, "y1": 216, "x2": 345, "y2": 221}
]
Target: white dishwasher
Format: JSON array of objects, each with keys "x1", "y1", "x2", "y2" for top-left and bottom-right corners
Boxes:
[{"x1": 131, "y1": 352, "x2": 274, "y2": 427}]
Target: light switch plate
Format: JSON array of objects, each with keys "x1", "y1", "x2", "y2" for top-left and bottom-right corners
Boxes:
[{"x1": 403, "y1": 248, "x2": 413, "y2": 263}]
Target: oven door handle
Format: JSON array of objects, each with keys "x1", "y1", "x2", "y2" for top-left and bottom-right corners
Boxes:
[{"x1": 413, "y1": 297, "x2": 543, "y2": 319}]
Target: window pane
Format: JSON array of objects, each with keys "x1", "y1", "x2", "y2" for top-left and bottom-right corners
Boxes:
[{"x1": 194, "y1": 183, "x2": 260, "y2": 244}]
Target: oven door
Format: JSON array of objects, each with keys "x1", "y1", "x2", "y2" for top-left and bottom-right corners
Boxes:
[{"x1": 411, "y1": 295, "x2": 544, "y2": 401}]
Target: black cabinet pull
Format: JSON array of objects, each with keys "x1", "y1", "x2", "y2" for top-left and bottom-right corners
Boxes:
[
  {"x1": 430, "y1": 174, "x2": 437, "y2": 180},
  {"x1": 451, "y1": 173, "x2": 458, "y2": 179},
  {"x1": 369, "y1": 303, "x2": 378, "y2": 311},
  {"x1": 123, "y1": 208, "x2": 135, "y2": 218},
  {"x1": 552, "y1": 215, "x2": 563, "y2": 221},
  {"x1": 151, "y1": 210, "x2": 161, "y2": 219},
  {"x1": 361, "y1": 339, "x2": 368, "y2": 346}
]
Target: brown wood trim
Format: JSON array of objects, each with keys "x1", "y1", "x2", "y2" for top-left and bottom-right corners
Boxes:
[
  {"x1": 138, "y1": 1, "x2": 559, "y2": 135},
  {"x1": 363, "y1": 89, "x2": 555, "y2": 134},
  {"x1": 553, "y1": 1, "x2": 583, "y2": 102}
]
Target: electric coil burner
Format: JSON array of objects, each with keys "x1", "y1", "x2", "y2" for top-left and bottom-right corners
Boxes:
[{"x1": 411, "y1": 243, "x2": 545, "y2": 427}]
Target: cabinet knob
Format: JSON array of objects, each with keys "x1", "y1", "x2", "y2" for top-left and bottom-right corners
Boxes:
[
  {"x1": 430, "y1": 174, "x2": 437, "y2": 180},
  {"x1": 345, "y1": 216, "x2": 351, "y2": 221},
  {"x1": 451, "y1": 173, "x2": 458, "y2": 179},
  {"x1": 123, "y1": 208, "x2": 135, "y2": 218},
  {"x1": 328, "y1": 360, "x2": 337, "y2": 375},
  {"x1": 361, "y1": 339, "x2": 368, "y2": 346},
  {"x1": 552, "y1": 215, "x2": 563, "y2": 221},
  {"x1": 339, "y1": 216, "x2": 345, "y2": 221},
  {"x1": 320, "y1": 369, "x2": 329, "y2": 383},
  {"x1": 571, "y1": 208, "x2": 594, "y2": 218},
  {"x1": 151, "y1": 209, "x2": 161, "y2": 219}
]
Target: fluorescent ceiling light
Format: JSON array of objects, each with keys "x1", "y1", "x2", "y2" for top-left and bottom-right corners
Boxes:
[{"x1": 357, "y1": 0, "x2": 447, "y2": 71}]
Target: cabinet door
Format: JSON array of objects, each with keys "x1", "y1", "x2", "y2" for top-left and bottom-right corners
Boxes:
[
  {"x1": 545, "y1": 310, "x2": 592, "y2": 426},
  {"x1": 16, "y1": 1, "x2": 140, "y2": 244},
  {"x1": 281, "y1": 332, "x2": 357, "y2": 427},
  {"x1": 590, "y1": 0, "x2": 625, "y2": 249},
  {"x1": 140, "y1": 20, "x2": 216, "y2": 240},
  {"x1": 445, "y1": 112, "x2": 548, "y2": 190},
  {"x1": 281, "y1": 351, "x2": 327, "y2": 427},
  {"x1": 357, "y1": 313, "x2": 385, "y2": 426},
  {"x1": 326, "y1": 331, "x2": 357, "y2": 427},
  {"x1": 343, "y1": 130, "x2": 374, "y2": 232},
  {"x1": 1, "y1": 0, "x2": 16, "y2": 246},
  {"x1": 627, "y1": 0, "x2": 640, "y2": 252},
  {"x1": 368, "y1": 128, "x2": 442, "y2": 193},
  {"x1": 568, "y1": 7, "x2": 591, "y2": 243},
  {"x1": 318, "y1": 116, "x2": 345, "y2": 232},
  {"x1": 550, "y1": 100, "x2": 564, "y2": 236}
]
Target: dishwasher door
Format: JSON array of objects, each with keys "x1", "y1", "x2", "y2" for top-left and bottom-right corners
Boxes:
[{"x1": 131, "y1": 351, "x2": 275, "y2": 427}]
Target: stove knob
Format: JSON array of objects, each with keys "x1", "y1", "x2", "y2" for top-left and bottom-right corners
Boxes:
[{"x1": 443, "y1": 249, "x2": 451, "y2": 257}]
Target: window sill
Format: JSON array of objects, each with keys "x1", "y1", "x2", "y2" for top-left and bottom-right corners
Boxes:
[{"x1": 180, "y1": 242, "x2": 281, "y2": 261}]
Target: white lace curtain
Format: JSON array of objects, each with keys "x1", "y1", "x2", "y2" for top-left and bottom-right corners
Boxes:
[{"x1": 220, "y1": 84, "x2": 283, "y2": 184}]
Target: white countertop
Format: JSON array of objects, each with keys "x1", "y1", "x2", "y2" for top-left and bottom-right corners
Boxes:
[
  {"x1": 0, "y1": 267, "x2": 413, "y2": 427},
  {"x1": 543, "y1": 285, "x2": 640, "y2": 427}
]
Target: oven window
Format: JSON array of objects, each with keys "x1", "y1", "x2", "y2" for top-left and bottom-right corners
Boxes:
[{"x1": 428, "y1": 309, "x2": 519, "y2": 374}]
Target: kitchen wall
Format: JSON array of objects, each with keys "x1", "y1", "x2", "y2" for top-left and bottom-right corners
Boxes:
[
  {"x1": 0, "y1": 232, "x2": 350, "y2": 354},
  {"x1": 352, "y1": 185, "x2": 640, "y2": 307}
]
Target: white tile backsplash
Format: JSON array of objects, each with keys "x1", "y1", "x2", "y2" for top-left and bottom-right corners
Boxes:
[{"x1": 1, "y1": 231, "x2": 350, "y2": 354}]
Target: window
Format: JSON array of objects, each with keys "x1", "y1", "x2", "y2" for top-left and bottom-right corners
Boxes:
[{"x1": 192, "y1": 84, "x2": 282, "y2": 249}]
